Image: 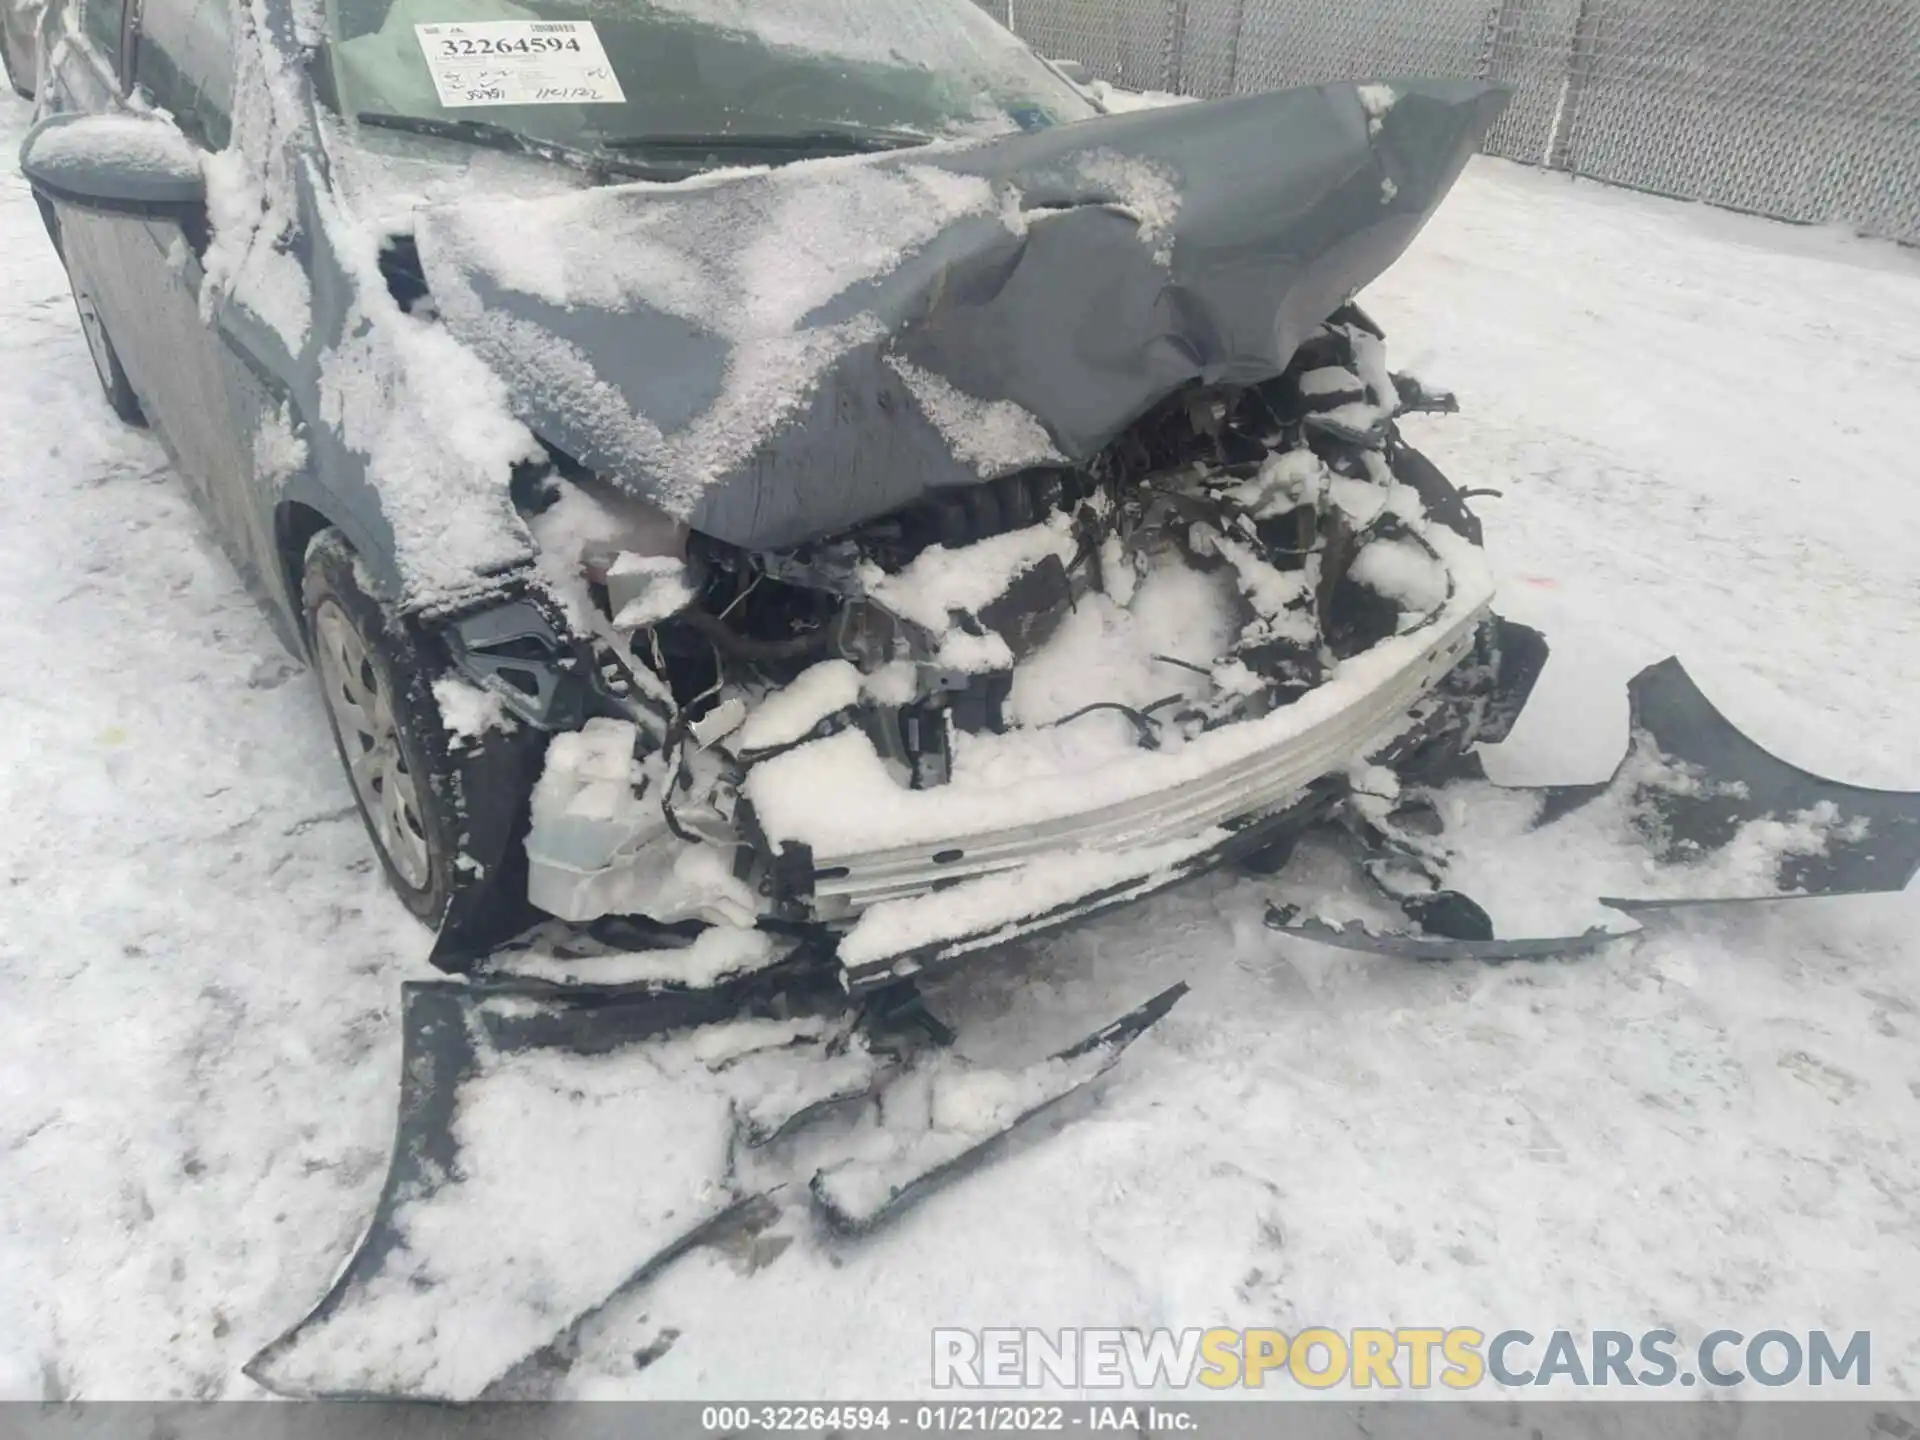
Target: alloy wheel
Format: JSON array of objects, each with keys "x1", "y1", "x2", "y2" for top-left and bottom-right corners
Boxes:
[{"x1": 313, "y1": 600, "x2": 433, "y2": 890}]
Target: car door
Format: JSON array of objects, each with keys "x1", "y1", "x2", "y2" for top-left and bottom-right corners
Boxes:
[
  {"x1": 46, "y1": 0, "x2": 280, "y2": 599},
  {"x1": 123, "y1": 0, "x2": 283, "y2": 587}
]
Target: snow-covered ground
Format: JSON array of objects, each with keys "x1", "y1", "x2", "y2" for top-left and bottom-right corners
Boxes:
[{"x1": 3, "y1": 80, "x2": 1918, "y2": 1401}]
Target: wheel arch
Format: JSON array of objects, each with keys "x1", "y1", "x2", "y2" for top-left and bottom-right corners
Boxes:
[{"x1": 275, "y1": 498, "x2": 337, "y2": 656}]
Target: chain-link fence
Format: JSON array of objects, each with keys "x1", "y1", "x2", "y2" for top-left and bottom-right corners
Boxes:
[{"x1": 991, "y1": 0, "x2": 1920, "y2": 245}]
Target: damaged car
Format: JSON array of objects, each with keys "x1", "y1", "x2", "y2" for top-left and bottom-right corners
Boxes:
[
  {"x1": 21, "y1": 0, "x2": 1920, "y2": 989},
  {"x1": 19, "y1": 0, "x2": 1551, "y2": 977},
  {"x1": 24, "y1": 0, "x2": 1920, "y2": 1398}
]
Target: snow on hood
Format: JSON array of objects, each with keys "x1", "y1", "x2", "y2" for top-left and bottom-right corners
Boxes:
[{"x1": 412, "y1": 78, "x2": 1509, "y2": 551}]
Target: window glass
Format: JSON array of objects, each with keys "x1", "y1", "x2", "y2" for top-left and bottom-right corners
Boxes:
[
  {"x1": 324, "y1": 0, "x2": 1096, "y2": 160},
  {"x1": 134, "y1": 0, "x2": 235, "y2": 149},
  {"x1": 80, "y1": 0, "x2": 127, "y2": 75}
]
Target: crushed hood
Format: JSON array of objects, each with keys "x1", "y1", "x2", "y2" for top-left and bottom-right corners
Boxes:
[{"x1": 412, "y1": 78, "x2": 1509, "y2": 551}]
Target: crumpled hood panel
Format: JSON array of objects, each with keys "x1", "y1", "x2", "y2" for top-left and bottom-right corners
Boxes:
[{"x1": 413, "y1": 79, "x2": 1508, "y2": 550}]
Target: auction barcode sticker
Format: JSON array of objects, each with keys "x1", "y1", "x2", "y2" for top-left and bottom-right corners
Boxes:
[{"x1": 415, "y1": 21, "x2": 627, "y2": 107}]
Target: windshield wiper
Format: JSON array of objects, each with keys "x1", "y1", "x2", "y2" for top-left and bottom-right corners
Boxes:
[
  {"x1": 353, "y1": 112, "x2": 680, "y2": 180},
  {"x1": 598, "y1": 127, "x2": 928, "y2": 157}
]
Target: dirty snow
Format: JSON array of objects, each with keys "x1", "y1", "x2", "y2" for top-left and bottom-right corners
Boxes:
[
  {"x1": 484, "y1": 923, "x2": 780, "y2": 989},
  {"x1": 810, "y1": 1046, "x2": 1113, "y2": 1228},
  {"x1": 247, "y1": 1029, "x2": 741, "y2": 1400},
  {"x1": 4, "y1": 65, "x2": 1920, "y2": 1405}
]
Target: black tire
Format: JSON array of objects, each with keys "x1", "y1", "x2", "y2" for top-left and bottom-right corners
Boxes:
[
  {"x1": 73, "y1": 290, "x2": 146, "y2": 427},
  {"x1": 302, "y1": 529, "x2": 483, "y2": 930}
]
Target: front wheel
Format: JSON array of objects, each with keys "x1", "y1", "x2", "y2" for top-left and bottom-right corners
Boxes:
[
  {"x1": 73, "y1": 290, "x2": 146, "y2": 428},
  {"x1": 303, "y1": 530, "x2": 479, "y2": 929}
]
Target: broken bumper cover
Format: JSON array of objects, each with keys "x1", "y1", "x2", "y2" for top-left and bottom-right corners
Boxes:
[
  {"x1": 781, "y1": 598, "x2": 1494, "y2": 989},
  {"x1": 812, "y1": 606, "x2": 1485, "y2": 907}
]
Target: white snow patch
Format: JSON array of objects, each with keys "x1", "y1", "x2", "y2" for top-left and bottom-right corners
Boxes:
[
  {"x1": 1346, "y1": 324, "x2": 1397, "y2": 412},
  {"x1": 1357, "y1": 82, "x2": 1398, "y2": 136},
  {"x1": 1215, "y1": 536, "x2": 1314, "y2": 632},
  {"x1": 886, "y1": 357, "x2": 1065, "y2": 478},
  {"x1": 197, "y1": 0, "x2": 313, "y2": 354},
  {"x1": 863, "y1": 660, "x2": 920, "y2": 708},
  {"x1": 1005, "y1": 564, "x2": 1237, "y2": 728},
  {"x1": 608, "y1": 553, "x2": 698, "y2": 630},
  {"x1": 863, "y1": 515, "x2": 1078, "y2": 631},
  {"x1": 1348, "y1": 537, "x2": 1451, "y2": 618},
  {"x1": 1326, "y1": 473, "x2": 1390, "y2": 527},
  {"x1": 735, "y1": 660, "x2": 862, "y2": 755},
  {"x1": 314, "y1": 297, "x2": 540, "y2": 604},
  {"x1": 730, "y1": 1043, "x2": 882, "y2": 1144},
  {"x1": 747, "y1": 526, "x2": 1494, "y2": 861},
  {"x1": 527, "y1": 479, "x2": 684, "y2": 629},
  {"x1": 1070, "y1": 147, "x2": 1182, "y2": 265},
  {"x1": 250, "y1": 401, "x2": 307, "y2": 481},
  {"x1": 1300, "y1": 366, "x2": 1362, "y2": 398},
  {"x1": 1228, "y1": 447, "x2": 1329, "y2": 518},
  {"x1": 27, "y1": 112, "x2": 200, "y2": 175},
  {"x1": 1084, "y1": 81, "x2": 1196, "y2": 113},
  {"x1": 417, "y1": 158, "x2": 1003, "y2": 515},
  {"x1": 1314, "y1": 399, "x2": 1388, "y2": 433},
  {"x1": 432, "y1": 674, "x2": 515, "y2": 746},
  {"x1": 687, "y1": 1014, "x2": 833, "y2": 1068}
]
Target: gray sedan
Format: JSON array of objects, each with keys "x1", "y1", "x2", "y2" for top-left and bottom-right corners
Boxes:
[{"x1": 19, "y1": 0, "x2": 1530, "y2": 982}]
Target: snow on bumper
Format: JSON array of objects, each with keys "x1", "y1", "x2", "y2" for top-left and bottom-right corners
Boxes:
[
  {"x1": 524, "y1": 517, "x2": 1496, "y2": 982},
  {"x1": 750, "y1": 555, "x2": 1494, "y2": 977},
  {"x1": 521, "y1": 581, "x2": 1485, "y2": 970}
]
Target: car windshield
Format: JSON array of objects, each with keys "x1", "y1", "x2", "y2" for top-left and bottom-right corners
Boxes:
[{"x1": 324, "y1": 0, "x2": 1100, "y2": 164}]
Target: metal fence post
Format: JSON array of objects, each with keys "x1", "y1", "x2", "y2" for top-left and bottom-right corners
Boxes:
[
  {"x1": 1224, "y1": 0, "x2": 1247, "y2": 95},
  {"x1": 1477, "y1": 0, "x2": 1506, "y2": 80},
  {"x1": 1546, "y1": 0, "x2": 1598, "y2": 171},
  {"x1": 1164, "y1": 0, "x2": 1191, "y2": 95}
]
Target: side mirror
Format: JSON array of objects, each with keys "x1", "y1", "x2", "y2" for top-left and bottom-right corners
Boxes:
[
  {"x1": 19, "y1": 111, "x2": 206, "y2": 216},
  {"x1": 1049, "y1": 58, "x2": 1090, "y2": 85}
]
